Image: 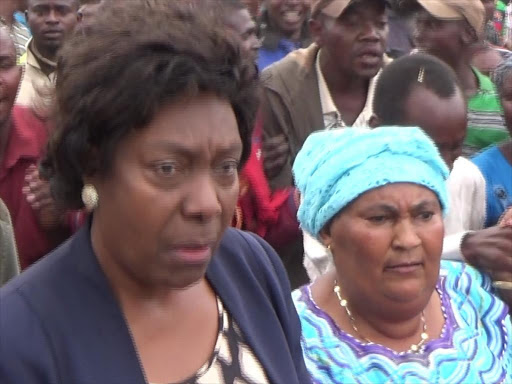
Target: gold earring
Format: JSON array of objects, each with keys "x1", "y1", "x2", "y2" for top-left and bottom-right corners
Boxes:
[{"x1": 82, "y1": 184, "x2": 98, "y2": 211}]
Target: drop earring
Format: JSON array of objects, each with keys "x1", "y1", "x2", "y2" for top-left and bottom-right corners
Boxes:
[{"x1": 81, "y1": 184, "x2": 99, "y2": 211}]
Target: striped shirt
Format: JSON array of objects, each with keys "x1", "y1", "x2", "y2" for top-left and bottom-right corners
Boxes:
[
  {"x1": 465, "y1": 68, "x2": 510, "y2": 156},
  {"x1": 0, "y1": 18, "x2": 31, "y2": 60}
]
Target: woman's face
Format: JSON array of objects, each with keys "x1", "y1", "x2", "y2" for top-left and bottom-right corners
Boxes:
[
  {"x1": 90, "y1": 94, "x2": 242, "y2": 289},
  {"x1": 321, "y1": 183, "x2": 444, "y2": 311}
]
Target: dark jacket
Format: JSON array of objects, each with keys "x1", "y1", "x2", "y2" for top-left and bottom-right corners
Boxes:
[
  {"x1": 0, "y1": 224, "x2": 310, "y2": 384},
  {"x1": 260, "y1": 43, "x2": 324, "y2": 190}
]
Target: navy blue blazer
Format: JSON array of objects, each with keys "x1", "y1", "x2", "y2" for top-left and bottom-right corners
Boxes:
[{"x1": 0, "y1": 225, "x2": 310, "y2": 384}]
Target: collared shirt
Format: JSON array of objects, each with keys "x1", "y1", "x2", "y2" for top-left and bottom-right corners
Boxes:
[
  {"x1": 16, "y1": 39, "x2": 56, "y2": 108},
  {"x1": 315, "y1": 49, "x2": 377, "y2": 130},
  {"x1": 0, "y1": 106, "x2": 54, "y2": 269}
]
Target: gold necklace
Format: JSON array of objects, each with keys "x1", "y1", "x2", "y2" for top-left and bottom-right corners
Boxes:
[{"x1": 333, "y1": 280, "x2": 429, "y2": 353}]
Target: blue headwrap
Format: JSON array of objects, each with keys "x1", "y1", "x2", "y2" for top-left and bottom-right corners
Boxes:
[{"x1": 293, "y1": 126, "x2": 450, "y2": 239}]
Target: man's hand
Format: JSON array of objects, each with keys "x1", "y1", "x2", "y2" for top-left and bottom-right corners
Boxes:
[
  {"x1": 491, "y1": 271, "x2": 512, "y2": 308},
  {"x1": 461, "y1": 226, "x2": 512, "y2": 273},
  {"x1": 263, "y1": 134, "x2": 289, "y2": 180},
  {"x1": 22, "y1": 165, "x2": 65, "y2": 231}
]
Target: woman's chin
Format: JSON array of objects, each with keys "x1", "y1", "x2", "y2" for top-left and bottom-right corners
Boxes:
[{"x1": 382, "y1": 279, "x2": 431, "y2": 305}]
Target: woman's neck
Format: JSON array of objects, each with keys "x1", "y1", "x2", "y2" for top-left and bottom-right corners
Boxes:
[{"x1": 313, "y1": 272, "x2": 444, "y2": 353}]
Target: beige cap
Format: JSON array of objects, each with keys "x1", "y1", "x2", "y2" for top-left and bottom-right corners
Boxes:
[
  {"x1": 312, "y1": 0, "x2": 387, "y2": 19},
  {"x1": 311, "y1": 0, "x2": 350, "y2": 18},
  {"x1": 417, "y1": 0, "x2": 485, "y2": 37}
]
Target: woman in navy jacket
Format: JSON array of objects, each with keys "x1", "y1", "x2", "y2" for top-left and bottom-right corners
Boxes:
[{"x1": 0, "y1": 1, "x2": 309, "y2": 383}]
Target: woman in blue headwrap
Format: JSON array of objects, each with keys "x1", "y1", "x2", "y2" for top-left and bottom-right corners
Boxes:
[{"x1": 292, "y1": 126, "x2": 512, "y2": 383}]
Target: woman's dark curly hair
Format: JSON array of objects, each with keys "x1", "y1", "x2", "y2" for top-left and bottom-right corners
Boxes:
[{"x1": 41, "y1": 0, "x2": 259, "y2": 209}]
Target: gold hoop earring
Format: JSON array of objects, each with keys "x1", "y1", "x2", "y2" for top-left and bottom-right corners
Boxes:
[{"x1": 82, "y1": 184, "x2": 99, "y2": 211}]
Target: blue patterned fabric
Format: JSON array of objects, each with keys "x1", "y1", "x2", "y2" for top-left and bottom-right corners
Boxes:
[
  {"x1": 293, "y1": 261, "x2": 512, "y2": 384},
  {"x1": 292, "y1": 127, "x2": 450, "y2": 238}
]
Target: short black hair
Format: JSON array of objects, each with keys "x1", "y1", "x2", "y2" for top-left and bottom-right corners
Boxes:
[
  {"x1": 79, "y1": 0, "x2": 100, "y2": 5},
  {"x1": 28, "y1": 0, "x2": 80, "y2": 8},
  {"x1": 41, "y1": 0, "x2": 259, "y2": 209},
  {"x1": 219, "y1": 0, "x2": 247, "y2": 11},
  {"x1": 373, "y1": 53, "x2": 461, "y2": 125}
]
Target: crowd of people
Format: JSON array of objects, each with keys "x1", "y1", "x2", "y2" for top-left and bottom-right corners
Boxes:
[{"x1": 0, "y1": 0, "x2": 511, "y2": 383}]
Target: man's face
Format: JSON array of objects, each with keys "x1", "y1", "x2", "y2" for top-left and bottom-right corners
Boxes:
[
  {"x1": 0, "y1": 29, "x2": 22, "y2": 129},
  {"x1": 265, "y1": 0, "x2": 311, "y2": 39},
  {"x1": 26, "y1": 0, "x2": 78, "y2": 53},
  {"x1": 224, "y1": 8, "x2": 261, "y2": 63},
  {"x1": 414, "y1": 9, "x2": 466, "y2": 66},
  {"x1": 314, "y1": 0, "x2": 388, "y2": 79}
]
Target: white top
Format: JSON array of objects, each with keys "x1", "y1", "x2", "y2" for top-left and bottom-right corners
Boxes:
[{"x1": 303, "y1": 156, "x2": 487, "y2": 281}]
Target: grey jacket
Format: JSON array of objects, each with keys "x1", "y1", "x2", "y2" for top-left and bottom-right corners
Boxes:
[{"x1": 0, "y1": 199, "x2": 19, "y2": 286}]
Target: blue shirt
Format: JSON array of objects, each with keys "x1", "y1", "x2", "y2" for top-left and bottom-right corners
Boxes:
[
  {"x1": 258, "y1": 39, "x2": 302, "y2": 71},
  {"x1": 472, "y1": 145, "x2": 512, "y2": 227}
]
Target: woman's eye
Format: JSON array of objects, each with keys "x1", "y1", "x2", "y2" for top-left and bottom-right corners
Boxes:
[
  {"x1": 418, "y1": 211, "x2": 434, "y2": 221},
  {"x1": 216, "y1": 161, "x2": 239, "y2": 176},
  {"x1": 155, "y1": 162, "x2": 177, "y2": 176},
  {"x1": 368, "y1": 215, "x2": 388, "y2": 224}
]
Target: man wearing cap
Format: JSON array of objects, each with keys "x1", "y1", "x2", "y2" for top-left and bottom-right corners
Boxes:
[
  {"x1": 414, "y1": 0, "x2": 510, "y2": 156},
  {"x1": 260, "y1": 0, "x2": 389, "y2": 189}
]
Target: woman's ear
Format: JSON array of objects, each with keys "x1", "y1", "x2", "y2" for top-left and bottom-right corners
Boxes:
[
  {"x1": 319, "y1": 226, "x2": 332, "y2": 248},
  {"x1": 369, "y1": 114, "x2": 381, "y2": 129}
]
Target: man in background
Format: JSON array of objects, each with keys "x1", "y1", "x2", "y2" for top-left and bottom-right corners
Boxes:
[
  {"x1": 414, "y1": 0, "x2": 508, "y2": 155},
  {"x1": 221, "y1": 0, "x2": 262, "y2": 64},
  {"x1": 17, "y1": 0, "x2": 78, "y2": 107}
]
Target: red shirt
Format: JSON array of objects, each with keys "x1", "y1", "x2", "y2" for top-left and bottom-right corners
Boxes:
[{"x1": 0, "y1": 106, "x2": 55, "y2": 269}]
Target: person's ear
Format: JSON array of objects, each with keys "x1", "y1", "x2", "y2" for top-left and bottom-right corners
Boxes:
[
  {"x1": 319, "y1": 226, "x2": 332, "y2": 248},
  {"x1": 309, "y1": 17, "x2": 324, "y2": 46},
  {"x1": 369, "y1": 113, "x2": 381, "y2": 128},
  {"x1": 460, "y1": 22, "x2": 476, "y2": 46}
]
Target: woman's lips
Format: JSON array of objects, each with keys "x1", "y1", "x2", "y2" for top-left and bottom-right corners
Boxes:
[
  {"x1": 384, "y1": 262, "x2": 423, "y2": 273},
  {"x1": 172, "y1": 245, "x2": 212, "y2": 264}
]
